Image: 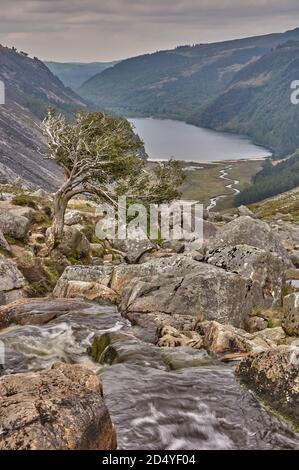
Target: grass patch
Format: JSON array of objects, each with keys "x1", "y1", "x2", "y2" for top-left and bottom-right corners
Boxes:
[{"x1": 11, "y1": 194, "x2": 39, "y2": 209}]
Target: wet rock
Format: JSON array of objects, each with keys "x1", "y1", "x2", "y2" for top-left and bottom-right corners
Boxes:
[
  {"x1": 283, "y1": 293, "x2": 299, "y2": 336},
  {"x1": 89, "y1": 331, "x2": 165, "y2": 368},
  {"x1": 207, "y1": 216, "x2": 290, "y2": 264},
  {"x1": 0, "y1": 298, "x2": 101, "y2": 329},
  {"x1": 236, "y1": 347, "x2": 299, "y2": 425},
  {"x1": 0, "y1": 256, "x2": 26, "y2": 306},
  {"x1": 0, "y1": 210, "x2": 30, "y2": 240},
  {"x1": 0, "y1": 362, "x2": 117, "y2": 450},
  {"x1": 205, "y1": 245, "x2": 285, "y2": 309}
]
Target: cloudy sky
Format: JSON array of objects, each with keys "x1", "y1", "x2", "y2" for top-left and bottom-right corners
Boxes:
[{"x1": 1, "y1": 0, "x2": 299, "y2": 62}]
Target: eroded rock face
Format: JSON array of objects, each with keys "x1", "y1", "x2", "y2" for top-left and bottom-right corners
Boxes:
[
  {"x1": 207, "y1": 216, "x2": 290, "y2": 264},
  {"x1": 0, "y1": 210, "x2": 30, "y2": 240},
  {"x1": 0, "y1": 256, "x2": 26, "y2": 306},
  {"x1": 283, "y1": 293, "x2": 299, "y2": 336},
  {"x1": 0, "y1": 362, "x2": 117, "y2": 450},
  {"x1": 205, "y1": 245, "x2": 285, "y2": 309},
  {"x1": 236, "y1": 348, "x2": 299, "y2": 425},
  {"x1": 120, "y1": 263, "x2": 267, "y2": 329}
]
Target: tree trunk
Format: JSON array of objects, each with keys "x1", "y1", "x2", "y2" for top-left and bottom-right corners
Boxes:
[{"x1": 47, "y1": 191, "x2": 69, "y2": 251}]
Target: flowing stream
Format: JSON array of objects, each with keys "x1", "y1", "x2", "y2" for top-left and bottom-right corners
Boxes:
[
  {"x1": 207, "y1": 166, "x2": 240, "y2": 211},
  {"x1": 1, "y1": 304, "x2": 299, "y2": 450}
]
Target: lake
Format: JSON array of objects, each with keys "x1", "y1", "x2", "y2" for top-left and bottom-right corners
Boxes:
[{"x1": 128, "y1": 118, "x2": 271, "y2": 162}]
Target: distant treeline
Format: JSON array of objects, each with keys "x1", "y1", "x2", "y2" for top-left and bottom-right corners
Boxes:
[{"x1": 235, "y1": 152, "x2": 299, "y2": 206}]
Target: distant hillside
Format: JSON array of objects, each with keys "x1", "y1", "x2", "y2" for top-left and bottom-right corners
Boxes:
[
  {"x1": 0, "y1": 46, "x2": 87, "y2": 190},
  {"x1": 78, "y1": 27, "x2": 299, "y2": 155},
  {"x1": 193, "y1": 40, "x2": 299, "y2": 156},
  {"x1": 79, "y1": 28, "x2": 299, "y2": 116},
  {"x1": 46, "y1": 61, "x2": 118, "y2": 91},
  {"x1": 235, "y1": 152, "x2": 299, "y2": 206}
]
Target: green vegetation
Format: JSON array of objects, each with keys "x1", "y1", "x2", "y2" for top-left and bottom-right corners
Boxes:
[
  {"x1": 235, "y1": 153, "x2": 299, "y2": 206},
  {"x1": 11, "y1": 194, "x2": 39, "y2": 209},
  {"x1": 78, "y1": 27, "x2": 299, "y2": 156},
  {"x1": 42, "y1": 110, "x2": 184, "y2": 247},
  {"x1": 180, "y1": 160, "x2": 262, "y2": 208},
  {"x1": 195, "y1": 41, "x2": 299, "y2": 156}
]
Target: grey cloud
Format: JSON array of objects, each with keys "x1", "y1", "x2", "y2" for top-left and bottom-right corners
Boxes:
[{"x1": 0, "y1": 1, "x2": 299, "y2": 61}]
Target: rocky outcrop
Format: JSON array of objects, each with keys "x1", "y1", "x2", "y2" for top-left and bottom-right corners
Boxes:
[
  {"x1": 0, "y1": 210, "x2": 30, "y2": 240},
  {"x1": 120, "y1": 262, "x2": 270, "y2": 328},
  {"x1": 205, "y1": 245, "x2": 285, "y2": 309},
  {"x1": 0, "y1": 256, "x2": 26, "y2": 306},
  {"x1": 236, "y1": 348, "x2": 299, "y2": 425},
  {"x1": 282, "y1": 293, "x2": 299, "y2": 336},
  {"x1": 50, "y1": 225, "x2": 90, "y2": 259},
  {"x1": 0, "y1": 298, "x2": 101, "y2": 329},
  {"x1": 112, "y1": 228, "x2": 155, "y2": 264},
  {"x1": 207, "y1": 216, "x2": 290, "y2": 264},
  {"x1": 0, "y1": 362, "x2": 117, "y2": 450}
]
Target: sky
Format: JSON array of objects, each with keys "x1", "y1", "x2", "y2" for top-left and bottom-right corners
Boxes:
[{"x1": 1, "y1": 0, "x2": 299, "y2": 63}]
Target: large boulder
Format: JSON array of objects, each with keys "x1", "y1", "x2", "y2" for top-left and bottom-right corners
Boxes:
[
  {"x1": 205, "y1": 245, "x2": 285, "y2": 309},
  {"x1": 52, "y1": 226, "x2": 90, "y2": 259},
  {"x1": 236, "y1": 347, "x2": 299, "y2": 425},
  {"x1": 0, "y1": 362, "x2": 117, "y2": 450},
  {"x1": 112, "y1": 227, "x2": 155, "y2": 264},
  {"x1": 207, "y1": 216, "x2": 290, "y2": 264},
  {"x1": 0, "y1": 256, "x2": 26, "y2": 306},
  {"x1": 120, "y1": 262, "x2": 269, "y2": 329},
  {"x1": 0, "y1": 210, "x2": 30, "y2": 240},
  {"x1": 282, "y1": 293, "x2": 299, "y2": 336},
  {"x1": 53, "y1": 265, "x2": 114, "y2": 303},
  {"x1": 111, "y1": 255, "x2": 200, "y2": 295}
]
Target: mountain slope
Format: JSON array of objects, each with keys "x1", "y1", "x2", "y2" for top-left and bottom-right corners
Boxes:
[
  {"x1": 46, "y1": 61, "x2": 118, "y2": 90},
  {"x1": 192, "y1": 41, "x2": 299, "y2": 156},
  {"x1": 0, "y1": 46, "x2": 88, "y2": 190},
  {"x1": 79, "y1": 27, "x2": 299, "y2": 122}
]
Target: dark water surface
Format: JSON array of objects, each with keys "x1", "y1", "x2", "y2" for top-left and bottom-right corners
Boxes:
[{"x1": 129, "y1": 118, "x2": 271, "y2": 162}]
